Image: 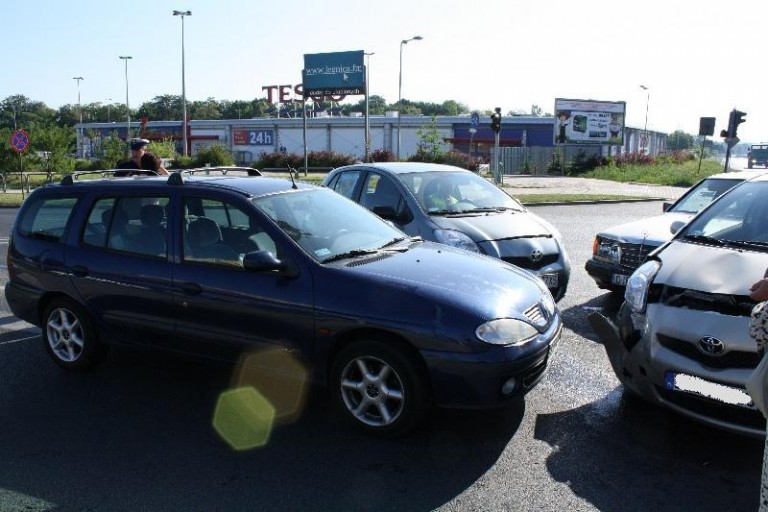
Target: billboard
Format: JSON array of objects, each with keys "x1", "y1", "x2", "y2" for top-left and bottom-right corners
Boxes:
[
  {"x1": 302, "y1": 51, "x2": 365, "y2": 97},
  {"x1": 554, "y1": 98, "x2": 626, "y2": 146}
]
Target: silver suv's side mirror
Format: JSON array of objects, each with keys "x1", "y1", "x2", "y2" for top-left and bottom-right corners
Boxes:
[{"x1": 670, "y1": 220, "x2": 686, "y2": 234}]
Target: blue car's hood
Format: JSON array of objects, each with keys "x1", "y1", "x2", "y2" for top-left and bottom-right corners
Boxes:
[{"x1": 336, "y1": 241, "x2": 554, "y2": 323}]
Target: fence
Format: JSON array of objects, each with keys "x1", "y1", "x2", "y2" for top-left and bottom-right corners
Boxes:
[{"x1": 492, "y1": 146, "x2": 605, "y2": 176}]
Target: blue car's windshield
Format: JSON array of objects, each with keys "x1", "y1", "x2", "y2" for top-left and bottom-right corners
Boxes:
[{"x1": 252, "y1": 188, "x2": 407, "y2": 263}]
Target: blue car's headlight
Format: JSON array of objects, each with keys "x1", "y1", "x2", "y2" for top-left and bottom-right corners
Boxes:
[
  {"x1": 433, "y1": 229, "x2": 480, "y2": 253},
  {"x1": 476, "y1": 319, "x2": 538, "y2": 346},
  {"x1": 625, "y1": 260, "x2": 661, "y2": 312}
]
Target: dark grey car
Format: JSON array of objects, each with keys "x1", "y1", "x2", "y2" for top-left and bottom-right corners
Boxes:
[{"x1": 322, "y1": 163, "x2": 570, "y2": 300}]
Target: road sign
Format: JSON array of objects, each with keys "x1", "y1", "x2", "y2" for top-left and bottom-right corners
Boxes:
[
  {"x1": 470, "y1": 112, "x2": 480, "y2": 128},
  {"x1": 302, "y1": 51, "x2": 365, "y2": 97},
  {"x1": 10, "y1": 129, "x2": 30, "y2": 153}
]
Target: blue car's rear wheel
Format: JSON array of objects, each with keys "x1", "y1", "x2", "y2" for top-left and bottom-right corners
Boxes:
[{"x1": 42, "y1": 298, "x2": 106, "y2": 372}]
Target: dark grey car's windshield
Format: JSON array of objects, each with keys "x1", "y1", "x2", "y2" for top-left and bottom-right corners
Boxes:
[{"x1": 397, "y1": 171, "x2": 524, "y2": 214}]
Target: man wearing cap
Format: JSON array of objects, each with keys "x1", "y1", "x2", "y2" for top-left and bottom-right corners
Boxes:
[{"x1": 115, "y1": 138, "x2": 169, "y2": 176}]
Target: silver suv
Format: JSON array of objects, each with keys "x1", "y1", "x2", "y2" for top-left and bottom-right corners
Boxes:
[{"x1": 586, "y1": 170, "x2": 766, "y2": 290}]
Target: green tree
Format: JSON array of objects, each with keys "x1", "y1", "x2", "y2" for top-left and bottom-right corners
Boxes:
[
  {"x1": 194, "y1": 144, "x2": 234, "y2": 166},
  {"x1": 189, "y1": 97, "x2": 222, "y2": 120},
  {"x1": 28, "y1": 124, "x2": 76, "y2": 172},
  {"x1": 138, "y1": 95, "x2": 182, "y2": 121},
  {"x1": 413, "y1": 115, "x2": 446, "y2": 161},
  {"x1": 668, "y1": 130, "x2": 694, "y2": 150}
]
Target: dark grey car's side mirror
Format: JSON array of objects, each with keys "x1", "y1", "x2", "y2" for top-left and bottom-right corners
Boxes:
[{"x1": 662, "y1": 202, "x2": 672, "y2": 212}]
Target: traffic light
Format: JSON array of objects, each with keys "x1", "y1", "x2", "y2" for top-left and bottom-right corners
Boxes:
[
  {"x1": 490, "y1": 108, "x2": 502, "y2": 134},
  {"x1": 727, "y1": 109, "x2": 746, "y2": 138}
]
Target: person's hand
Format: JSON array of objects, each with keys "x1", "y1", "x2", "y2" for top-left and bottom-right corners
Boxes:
[{"x1": 749, "y1": 278, "x2": 768, "y2": 301}]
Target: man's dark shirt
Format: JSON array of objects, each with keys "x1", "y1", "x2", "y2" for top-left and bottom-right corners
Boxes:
[{"x1": 114, "y1": 159, "x2": 140, "y2": 177}]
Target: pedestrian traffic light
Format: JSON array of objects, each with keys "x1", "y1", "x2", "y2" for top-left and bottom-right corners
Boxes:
[
  {"x1": 727, "y1": 109, "x2": 746, "y2": 138},
  {"x1": 490, "y1": 108, "x2": 502, "y2": 134}
]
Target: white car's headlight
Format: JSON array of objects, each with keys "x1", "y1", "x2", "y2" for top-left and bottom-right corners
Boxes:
[
  {"x1": 434, "y1": 229, "x2": 480, "y2": 253},
  {"x1": 625, "y1": 260, "x2": 661, "y2": 312},
  {"x1": 476, "y1": 319, "x2": 538, "y2": 346}
]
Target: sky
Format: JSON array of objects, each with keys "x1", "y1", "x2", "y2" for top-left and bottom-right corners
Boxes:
[{"x1": 2, "y1": 0, "x2": 766, "y2": 143}]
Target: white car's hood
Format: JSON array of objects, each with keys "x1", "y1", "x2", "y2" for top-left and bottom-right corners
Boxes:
[
  {"x1": 655, "y1": 240, "x2": 768, "y2": 294},
  {"x1": 600, "y1": 212, "x2": 694, "y2": 245}
]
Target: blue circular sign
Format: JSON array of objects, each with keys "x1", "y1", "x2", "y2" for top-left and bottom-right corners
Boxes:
[
  {"x1": 470, "y1": 112, "x2": 480, "y2": 128},
  {"x1": 10, "y1": 129, "x2": 30, "y2": 153}
]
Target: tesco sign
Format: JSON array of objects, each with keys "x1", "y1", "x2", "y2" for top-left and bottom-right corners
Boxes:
[{"x1": 261, "y1": 84, "x2": 346, "y2": 104}]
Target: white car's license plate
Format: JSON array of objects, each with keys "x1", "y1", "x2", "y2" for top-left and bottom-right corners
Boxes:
[
  {"x1": 664, "y1": 372, "x2": 753, "y2": 408},
  {"x1": 539, "y1": 273, "x2": 558, "y2": 288},
  {"x1": 611, "y1": 274, "x2": 629, "y2": 286}
]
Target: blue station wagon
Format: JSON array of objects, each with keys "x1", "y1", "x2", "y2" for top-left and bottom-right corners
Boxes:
[{"x1": 5, "y1": 173, "x2": 562, "y2": 436}]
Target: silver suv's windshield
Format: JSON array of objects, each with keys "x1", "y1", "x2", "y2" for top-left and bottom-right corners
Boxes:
[
  {"x1": 252, "y1": 188, "x2": 408, "y2": 263},
  {"x1": 680, "y1": 181, "x2": 768, "y2": 249},
  {"x1": 671, "y1": 177, "x2": 742, "y2": 214},
  {"x1": 397, "y1": 171, "x2": 524, "y2": 214}
]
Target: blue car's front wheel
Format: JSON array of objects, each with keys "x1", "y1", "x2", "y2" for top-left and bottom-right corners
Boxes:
[{"x1": 332, "y1": 339, "x2": 431, "y2": 437}]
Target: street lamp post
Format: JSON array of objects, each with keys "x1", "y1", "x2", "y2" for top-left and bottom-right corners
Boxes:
[
  {"x1": 173, "y1": 9, "x2": 192, "y2": 157},
  {"x1": 119, "y1": 56, "x2": 132, "y2": 138},
  {"x1": 640, "y1": 84, "x2": 650, "y2": 153},
  {"x1": 104, "y1": 98, "x2": 113, "y2": 122},
  {"x1": 73, "y1": 76, "x2": 84, "y2": 157},
  {"x1": 397, "y1": 35, "x2": 423, "y2": 160},
  {"x1": 364, "y1": 52, "x2": 374, "y2": 162}
]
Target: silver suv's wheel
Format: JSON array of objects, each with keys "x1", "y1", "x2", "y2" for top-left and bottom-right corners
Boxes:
[
  {"x1": 332, "y1": 339, "x2": 430, "y2": 437},
  {"x1": 43, "y1": 298, "x2": 106, "y2": 372}
]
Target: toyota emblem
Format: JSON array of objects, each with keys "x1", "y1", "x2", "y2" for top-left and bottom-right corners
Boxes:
[
  {"x1": 697, "y1": 336, "x2": 725, "y2": 355},
  {"x1": 530, "y1": 249, "x2": 543, "y2": 263}
]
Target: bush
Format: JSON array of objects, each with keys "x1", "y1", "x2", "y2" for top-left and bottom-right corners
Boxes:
[
  {"x1": 612, "y1": 152, "x2": 655, "y2": 166},
  {"x1": 193, "y1": 144, "x2": 235, "y2": 167},
  {"x1": 253, "y1": 151, "x2": 304, "y2": 170},
  {"x1": 370, "y1": 149, "x2": 395, "y2": 162},
  {"x1": 170, "y1": 155, "x2": 194, "y2": 169},
  {"x1": 306, "y1": 150, "x2": 356, "y2": 168},
  {"x1": 253, "y1": 150, "x2": 356, "y2": 171}
]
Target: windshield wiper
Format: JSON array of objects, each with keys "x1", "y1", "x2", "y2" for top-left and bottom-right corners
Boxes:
[
  {"x1": 322, "y1": 248, "x2": 379, "y2": 263},
  {"x1": 380, "y1": 237, "x2": 410, "y2": 251},
  {"x1": 727, "y1": 240, "x2": 768, "y2": 249},
  {"x1": 683, "y1": 234, "x2": 726, "y2": 246}
]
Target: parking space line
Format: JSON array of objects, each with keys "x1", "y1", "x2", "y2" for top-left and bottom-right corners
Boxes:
[{"x1": 0, "y1": 334, "x2": 39, "y2": 346}]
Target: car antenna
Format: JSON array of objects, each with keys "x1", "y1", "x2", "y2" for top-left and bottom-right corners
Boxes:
[{"x1": 287, "y1": 165, "x2": 298, "y2": 189}]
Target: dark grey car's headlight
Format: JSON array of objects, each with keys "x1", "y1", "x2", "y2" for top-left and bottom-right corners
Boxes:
[{"x1": 476, "y1": 319, "x2": 538, "y2": 346}]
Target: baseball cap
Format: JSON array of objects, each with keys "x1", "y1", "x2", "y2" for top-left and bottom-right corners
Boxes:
[{"x1": 128, "y1": 138, "x2": 150, "y2": 151}]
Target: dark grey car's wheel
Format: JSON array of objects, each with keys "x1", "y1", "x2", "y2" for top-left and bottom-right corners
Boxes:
[
  {"x1": 43, "y1": 298, "x2": 106, "y2": 372},
  {"x1": 331, "y1": 339, "x2": 430, "y2": 437}
]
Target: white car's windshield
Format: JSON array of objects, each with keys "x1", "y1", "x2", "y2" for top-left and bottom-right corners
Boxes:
[
  {"x1": 681, "y1": 181, "x2": 768, "y2": 248},
  {"x1": 252, "y1": 188, "x2": 408, "y2": 263},
  {"x1": 398, "y1": 171, "x2": 524, "y2": 214},
  {"x1": 671, "y1": 178, "x2": 742, "y2": 214}
]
